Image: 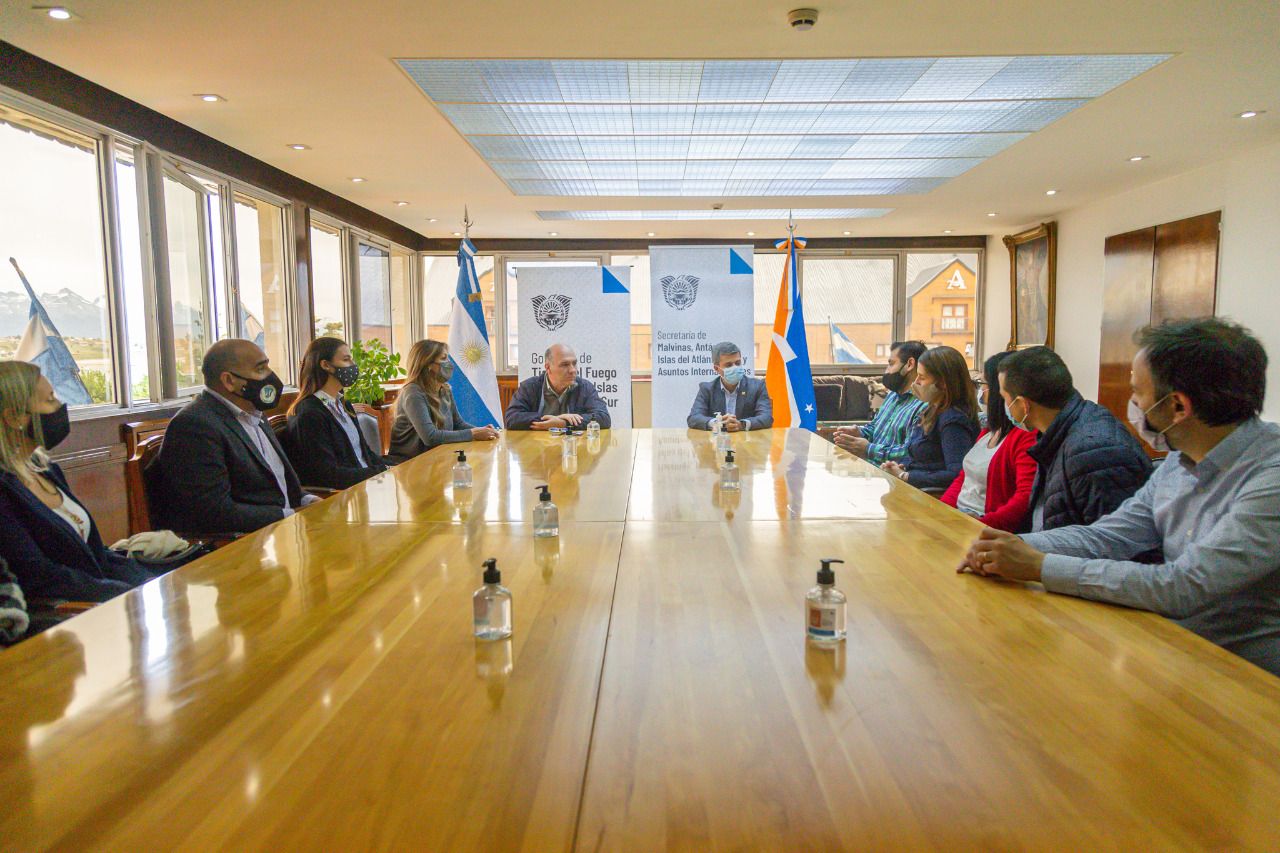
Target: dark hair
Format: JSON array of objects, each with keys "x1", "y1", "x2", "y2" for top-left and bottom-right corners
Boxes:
[
  {"x1": 290, "y1": 337, "x2": 348, "y2": 415},
  {"x1": 999, "y1": 346, "x2": 1075, "y2": 409},
  {"x1": 917, "y1": 345, "x2": 978, "y2": 433},
  {"x1": 981, "y1": 350, "x2": 1015, "y2": 437},
  {"x1": 1136, "y1": 317, "x2": 1267, "y2": 426},
  {"x1": 890, "y1": 340, "x2": 927, "y2": 366}
]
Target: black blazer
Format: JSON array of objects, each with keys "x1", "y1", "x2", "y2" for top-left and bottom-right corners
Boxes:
[
  {"x1": 155, "y1": 390, "x2": 304, "y2": 535},
  {"x1": 285, "y1": 394, "x2": 387, "y2": 490},
  {"x1": 0, "y1": 463, "x2": 150, "y2": 602}
]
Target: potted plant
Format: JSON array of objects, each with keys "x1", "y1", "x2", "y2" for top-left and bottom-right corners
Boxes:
[{"x1": 347, "y1": 339, "x2": 405, "y2": 407}]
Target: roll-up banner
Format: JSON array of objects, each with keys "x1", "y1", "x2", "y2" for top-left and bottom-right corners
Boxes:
[
  {"x1": 516, "y1": 265, "x2": 632, "y2": 427},
  {"x1": 648, "y1": 245, "x2": 755, "y2": 428}
]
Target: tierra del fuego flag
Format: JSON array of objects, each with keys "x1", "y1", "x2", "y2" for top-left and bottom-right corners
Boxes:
[{"x1": 765, "y1": 237, "x2": 817, "y2": 430}]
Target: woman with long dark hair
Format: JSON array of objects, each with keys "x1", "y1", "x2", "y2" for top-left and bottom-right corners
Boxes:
[
  {"x1": 284, "y1": 337, "x2": 387, "y2": 489},
  {"x1": 939, "y1": 351, "x2": 1038, "y2": 531},
  {"x1": 881, "y1": 345, "x2": 981, "y2": 490},
  {"x1": 386, "y1": 340, "x2": 498, "y2": 464}
]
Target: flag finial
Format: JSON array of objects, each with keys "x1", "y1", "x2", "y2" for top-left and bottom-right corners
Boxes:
[
  {"x1": 463, "y1": 206, "x2": 473, "y2": 240},
  {"x1": 787, "y1": 209, "x2": 795, "y2": 241}
]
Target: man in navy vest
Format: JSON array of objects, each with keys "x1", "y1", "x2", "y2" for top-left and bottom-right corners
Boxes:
[{"x1": 687, "y1": 341, "x2": 773, "y2": 431}]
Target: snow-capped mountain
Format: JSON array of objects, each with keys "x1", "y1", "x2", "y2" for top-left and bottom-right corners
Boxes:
[{"x1": 0, "y1": 288, "x2": 110, "y2": 338}]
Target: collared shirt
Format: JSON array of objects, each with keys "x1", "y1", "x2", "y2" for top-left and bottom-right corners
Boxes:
[
  {"x1": 208, "y1": 389, "x2": 296, "y2": 516},
  {"x1": 541, "y1": 377, "x2": 577, "y2": 417},
  {"x1": 316, "y1": 389, "x2": 367, "y2": 466},
  {"x1": 862, "y1": 390, "x2": 928, "y2": 464},
  {"x1": 1025, "y1": 417, "x2": 1280, "y2": 676},
  {"x1": 720, "y1": 379, "x2": 752, "y2": 431}
]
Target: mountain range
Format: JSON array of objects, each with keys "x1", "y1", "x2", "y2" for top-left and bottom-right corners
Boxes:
[{"x1": 0, "y1": 288, "x2": 110, "y2": 339}]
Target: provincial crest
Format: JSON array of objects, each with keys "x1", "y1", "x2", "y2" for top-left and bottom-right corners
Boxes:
[
  {"x1": 660, "y1": 275, "x2": 700, "y2": 310},
  {"x1": 531, "y1": 294, "x2": 572, "y2": 331}
]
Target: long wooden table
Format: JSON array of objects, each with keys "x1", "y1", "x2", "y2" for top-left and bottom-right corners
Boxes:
[{"x1": 3, "y1": 429, "x2": 1279, "y2": 850}]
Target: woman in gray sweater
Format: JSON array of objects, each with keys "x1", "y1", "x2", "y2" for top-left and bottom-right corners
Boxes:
[{"x1": 386, "y1": 340, "x2": 499, "y2": 463}]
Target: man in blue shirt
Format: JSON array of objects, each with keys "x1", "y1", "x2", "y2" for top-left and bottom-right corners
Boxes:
[
  {"x1": 961, "y1": 318, "x2": 1280, "y2": 676},
  {"x1": 832, "y1": 340, "x2": 927, "y2": 464}
]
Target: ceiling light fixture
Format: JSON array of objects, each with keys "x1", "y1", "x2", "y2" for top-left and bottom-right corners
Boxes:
[
  {"x1": 395, "y1": 201, "x2": 409, "y2": 206},
  {"x1": 647, "y1": 232, "x2": 656, "y2": 237},
  {"x1": 548, "y1": 231, "x2": 559, "y2": 236},
  {"x1": 943, "y1": 229, "x2": 953, "y2": 234},
  {"x1": 195, "y1": 94, "x2": 225, "y2": 103},
  {"x1": 1238, "y1": 110, "x2": 1263, "y2": 119},
  {"x1": 287, "y1": 144, "x2": 310, "y2": 150},
  {"x1": 428, "y1": 218, "x2": 439, "y2": 222},
  {"x1": 452, "y1": 231, "x2": 462, "y2": 236},
  {"x1": 1045, "y1": 189, "x2": 1058, "y2": 195},
  {"x1": 1128, "y1": 154, "x2": 1148, "y2": 162},
  {"x1": 842, "y1": 230, "x2": 851, "y2": 235},
  {"x1": 39, "y1": 6, "x2": 73, "y2": 19},
  {"x1": 746, "y1": 231, "x2": 756, "y2": 237},
  {"x1": 350, "y1": 177, "x2": 366, "y2": 183},
  {"x1": 987, "y1": 212, "x2": 998, "y2": 217}
]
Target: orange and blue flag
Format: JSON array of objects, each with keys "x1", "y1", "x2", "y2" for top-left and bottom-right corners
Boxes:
[{"x1": 765, "y1": 237, "x2": 817, "y2": 430}]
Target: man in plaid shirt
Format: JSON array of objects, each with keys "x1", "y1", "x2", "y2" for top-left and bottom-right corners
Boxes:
[{"x1": 833, "y1": 340, "x2": 928, "y2": 464}]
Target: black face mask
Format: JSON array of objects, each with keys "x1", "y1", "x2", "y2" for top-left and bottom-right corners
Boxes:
[
  {"x1": 230, "y1": 370, "x2": 284, "y2": 411},
  {"x1": 882, "y1": 365, "x2": 910, "y2": 394},
  {"x1": 27, "y1": 402, "x2": 70, "y2": 450},
  {"x1": 331, "y1": 364, "x2": 360, "y2": 388}
]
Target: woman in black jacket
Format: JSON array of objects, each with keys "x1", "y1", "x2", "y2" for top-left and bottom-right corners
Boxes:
[
  {"x1": 882, "y1": 345, "x2": 981, "y2": 490},
  {"x1": 285, "y1": 337, "x2": 387, "y2": 490},
  {"x1": 0, "y1": 361, "x2": 150, "y2": 602}
]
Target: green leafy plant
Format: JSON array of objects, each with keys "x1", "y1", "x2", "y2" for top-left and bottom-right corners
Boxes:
[
  {"x1": 347, "y1": 338, "x2": 405, "y2": 405},
  {"x1": 80, "y1": 369, "x2": 111, "y2": 404}
]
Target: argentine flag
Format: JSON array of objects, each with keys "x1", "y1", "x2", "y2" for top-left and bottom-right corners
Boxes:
[
  {"x1": 446, "y1": 239, "x2": 502, "y2": 427},
  {"x1": 829, "y1": 320, "x2": 871, "y2": 364},
  {"x1": 9, "y1": 258, "x2": 92, "y2": 405},
  {"x1": 764, "y1": 237, "x2": 818, "y2": 431}
]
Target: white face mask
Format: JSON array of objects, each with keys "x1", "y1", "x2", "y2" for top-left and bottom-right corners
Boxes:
[{"x1": 1128, "y1": 394, "x2": 1175, "y2": 452}]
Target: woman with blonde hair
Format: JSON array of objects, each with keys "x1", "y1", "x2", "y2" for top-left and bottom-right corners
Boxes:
[
  {"x1": 0, "y1": 362, "x2": 150, "y2": 602},
  {"x1": 386, "y1": 340, "x2": 498, "y2": 464},
  {"x1": 882, "y1": 345, "x2": 981, "y2": 490}
]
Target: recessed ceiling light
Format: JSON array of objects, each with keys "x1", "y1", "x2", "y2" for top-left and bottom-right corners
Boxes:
[
  {"x1": 842, "y1": 230, "x2": 851, "y2": 235},
  {"x1": 943, "y1": 229, "x2": 953, "y2": 234},
  {"x1": 452, "y1": 231, "x2": 462, "y2": 236},
  {"x1": 195, "y1": 94, "x2": 225, "y2": 103},
  {"x1": 395, "y1": 201, "x2": 409, "y2": 206},
  {"x1": 1238, "y1": 110, "x2": 1264, "y2": 119},
  {"x1": 287, "y1": 144, "x2": 310, "y2": 150},
  {"x1": 350, "y1": 177, "x2": 366, "y2": 183},
  {"x1": 1045, "y1": 189, "x2": 1058, "y2": 196},
  {"x1": 746, "y1": 231, "x2": 756, "y2": 236},
  {"x1": 647, "y1": 231, "x2": 656, "y2": 237},
  {"x1": 548, "y1": 231, "x2": 559, "y2": 236},
  {"x1": 1128, "y1": 155, "x2": 1148, "y2": 162},
  {"x1": 39, "y1": 6, "x2": 73, "y2": 20},
  {"x1": 428, "y1": 218, "x2": 438, "y2": 223}
]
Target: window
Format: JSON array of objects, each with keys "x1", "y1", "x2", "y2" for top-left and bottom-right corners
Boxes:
[
  {"x1": 310, "y1": 219, "x2": 345, "y2": 340},
  {"x1": 160, "y1": 170, "x2": 214, "y2": 391},
  {"x1": 906, "y1": 252, "x2": 979, "y2": 367},
  {"x1": 800, "y1": 256, "x2": 896, "y2": 368},
  {"x1": 390, "y1": 248, "x2": 414, "y2": 355},
  {"x1": 613, "y1": 253, "x2": 651, "y2": 372},
  {"x1": 114, "y1": 144, "x2": 154, "y2": 402},
  {"x1": 875, "y1": 344, "x2": 889, "y2": 357},
  {"x1": 232, "y1": 192, "x2": 290, "y2": 380},
  {"x1": 358, "y1": 241, "x2": 392, "y2": 350},
  {"x1": 0, "y1": 105, "x2": 116, "y2": 404}
]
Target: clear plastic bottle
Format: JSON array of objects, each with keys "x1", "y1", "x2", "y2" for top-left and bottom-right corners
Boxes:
[
  {"x1": 473, "y1": 558, "x2": 512, "y2": 641},
  {"x1": 453, "y1": 449, "x2": 473, "y2": 490},
  {"x1": 586, "y1": 419, "x2": 601, "y2": 438},
  {"x1": 533, "y1": 484, "x2": 559, "y2": 538},
  {"x1": 806, "y1": 558, "x2": 847, "y2": 645},
  {"x1": 719, "y1": 449, "x2": 740, "y2": 492},
  {"x1": 710, "y1": 411, "x2": 723, "y2": 436},
  {"x1": 716, "y1": 426, "x2": 732, "y2": 452}
]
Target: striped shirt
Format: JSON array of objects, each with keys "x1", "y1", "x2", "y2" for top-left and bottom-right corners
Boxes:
[{"x1": 862, "y1": 390, "x2": 928, "y2": 465}]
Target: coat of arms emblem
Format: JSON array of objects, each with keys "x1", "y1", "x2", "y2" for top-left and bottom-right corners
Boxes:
[
  {"x1": 660, "y1": 275, "x2": 700, "y2": 310},
  {"x1": 532, "y1": 294, "x2": 572, "y2": 331}
]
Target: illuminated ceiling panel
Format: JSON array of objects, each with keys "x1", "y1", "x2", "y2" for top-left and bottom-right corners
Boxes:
[{"x1": 400, "y1": 56, "x2": 1169, "y2": 197}]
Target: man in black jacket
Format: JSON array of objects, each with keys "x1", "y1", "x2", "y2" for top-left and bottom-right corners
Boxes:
[
  {"x1": 998, "y1": 346, "x2": 1151, "y2": 532},
  {"x1": 156, "y1": 339, "x2": 316, "y2": 535},
  {"x1": 504, "y1": 343, "x2": 611, "y2": 430}
]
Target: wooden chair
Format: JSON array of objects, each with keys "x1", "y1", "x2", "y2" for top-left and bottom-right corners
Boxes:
[
  {"x1": 122, "y1": 429, "x2": 239, "y2": 548},
  {"x1": 267, "y1": 414, "x2": 338, "y2": 499}
]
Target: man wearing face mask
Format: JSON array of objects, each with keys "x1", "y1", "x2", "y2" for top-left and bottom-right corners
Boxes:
[
  {"x1": 157, "y1": 339, "x2": 318, "y2": 535},
  {"x1": 960, "y1": 318, "x2": 1280, "y2": 676},
  {"x1": 832, "y1": 341, "x2": 928, "y2": 464},
  {"x1": 687, "y1": 341, "x2": 773, "y2": 431}
]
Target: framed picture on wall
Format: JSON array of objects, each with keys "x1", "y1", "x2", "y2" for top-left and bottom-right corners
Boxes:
[{"x1": 1003, "y1": 221, "x2": 1057, "y2": 350}]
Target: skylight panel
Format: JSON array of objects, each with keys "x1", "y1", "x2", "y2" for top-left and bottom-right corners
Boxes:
[
  {"x1": 535, "y1": 208, "x2": 892, "y2": 221},
  {"x1": 632, "y1": 105, "x2": 697, "y2": 135},
  {"x1": 766, "y1": 60, "x2": 857, "y2": 101},
  {"x1": 480, "y1": 60, "x2": 561, "y2": 102},
  {"x1": 899, "y1": 57, "x2": 1014, "y2": 100},
  {"x1": 627, "y1": 61, "x2": 703, "y2": 102},
  {"x1": 698, "y1": 61, "x2": 779, "y2": 102},
  {"x1": 552, "y1": 60, "x2": 629, "y2": 102}
]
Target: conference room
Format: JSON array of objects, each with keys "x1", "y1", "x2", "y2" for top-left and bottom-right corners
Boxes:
[{"x1": 1, "y1": 1, "x2": 1278, "y2": 848}]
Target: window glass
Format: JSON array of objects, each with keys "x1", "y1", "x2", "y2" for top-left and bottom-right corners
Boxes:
[
  {"x1": 390, "y1": 249, "x2": 412, "y2": 355},
  {"x1": 233, "y1": 192, "x2": 290, "y2": 379},
  {"x1": 114, "y1": 144, "x2": 153, "y2": 402},
  {"x1": 0, "y1": 105, "x2": 116, "y2": 404},
  {"x1": 358, "y1": 242, "x2": 391, "y2": 349},
  {"x1": 800, "y1": 257, "x2": 896, "y2": 367},
  {"x1": 906, "y1": 252, "x2": 979, "y2": 367},
  {"x1": 161, "y1": 172, "x2": 211, "y2": 390},
  {"x1": 310, "y1": 221, "x2": 345, "y2": 339}
]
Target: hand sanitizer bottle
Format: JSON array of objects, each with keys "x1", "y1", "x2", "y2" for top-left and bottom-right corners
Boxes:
[
  {"x1": 716, "y1": 427, "x2": 731, "y2": 452},
  {"x1": 710, "y1": 412, "x2": 723, "y2": 436},
  {"x1": 533, "y1": 484, "x2": 559, "y2": 538},
  {"x1": 587, "y1": 419, "x2": 601, "y2": 438},
  {"x1": 806, "y1": 558, "x2": 847, "y2": 645},
  {"x1": 453, "y1": 449, "x2": 472, "y2": 490},
  {"x1": 719, "y1": 449, "x2": 740, "y2": 492},
  {"x1": 473, "y1": 558, "x2": 512, "y2": 641}
]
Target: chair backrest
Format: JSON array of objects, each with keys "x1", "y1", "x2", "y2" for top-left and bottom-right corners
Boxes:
[
  {"x1": 266, "y1": 414, "x2": 289, "y2": 441},
  {"x1": 840, "y1": 377, "x2": 872, "y2": 421},
  {"x1": 124, "y1": 432, "x2": 166, "y2": 536},
  {"x1": 813, "y1": 383, "x2": 843, "y2": 421},
  {"x1": 351, "y1": 402, "x2": 391, "y2": 455}
]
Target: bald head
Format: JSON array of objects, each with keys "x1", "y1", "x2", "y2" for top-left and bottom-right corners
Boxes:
[
  {"x1": 543, "y1": 343, "x2": 578, "y2": 393},
  {"x1": 203, "y1": 338, "x2": 270, "y2": 399}
]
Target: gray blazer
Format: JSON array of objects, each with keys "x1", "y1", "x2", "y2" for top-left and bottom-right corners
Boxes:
[
  {"x1": 687, "y1": 375, "x2": 774, "y2": 430},
  {"x1": 386, "y1": 382, "x2": 475, "y2": 463}
]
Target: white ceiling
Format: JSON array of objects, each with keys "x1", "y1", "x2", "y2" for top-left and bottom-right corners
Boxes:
[{"x1": 2, "y1": 0, "x2": 1277, "y2": 240}]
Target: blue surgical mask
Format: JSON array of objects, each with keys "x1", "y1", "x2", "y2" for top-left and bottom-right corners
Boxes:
[
  {"x1": 1009, "y1": 397, "x2": 1035, "y2": 432},
  {"x1": 723, "y1": 364, "x2": 747, "y2": 386}
]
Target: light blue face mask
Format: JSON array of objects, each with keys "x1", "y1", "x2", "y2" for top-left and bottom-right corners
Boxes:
[
  {"x1": 1009, "y1": 397, "x2": 1035, "y2": 432},
  {"x1": 723, "y1": 364, "x2": 747, "y2": 386}
]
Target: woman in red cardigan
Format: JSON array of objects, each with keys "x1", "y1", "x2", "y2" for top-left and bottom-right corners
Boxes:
[{"x1": 940, "y1": 351, "x2": 1038, "y2": 532}]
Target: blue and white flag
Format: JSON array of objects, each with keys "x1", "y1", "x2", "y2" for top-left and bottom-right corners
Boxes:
[
  {"x1": 10, "y1": 258, "x2": 92, "y2": 405},
  {"x1": 765, "y1": 238, "x2": 818, "y2": 430},
  {"x1": 447, "y1": 239, "x2": 502, "y2": 427},
  {"x1": 829, "y1": 320, "x2": 871, "y2": 364}
]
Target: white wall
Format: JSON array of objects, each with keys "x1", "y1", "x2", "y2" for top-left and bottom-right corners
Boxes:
[{"x1": 982, "y1": 139, "x2": 1280, "y2": 420}]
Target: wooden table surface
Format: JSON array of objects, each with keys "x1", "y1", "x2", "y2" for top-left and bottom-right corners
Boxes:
[{"x1": 3, "y1": 429, "x2": 1279, "y2": 851}]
